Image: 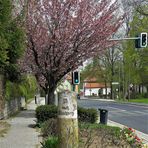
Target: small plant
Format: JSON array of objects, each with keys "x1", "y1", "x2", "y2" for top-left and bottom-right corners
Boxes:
[
  {"x1": 79, "y1": 122, "x2": 130, "y2": 148},
  {"x1": 41, "y1": 137, "x2": 59, "y2": 148},
  {"x1": 122, "y1": 127, "x2": 143, "y2": 148},
  {"x1": 41, "y1": 119, "x2": 58, "y2": 137}
]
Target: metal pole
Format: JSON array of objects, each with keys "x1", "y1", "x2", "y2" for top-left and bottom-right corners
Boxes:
[{"x1": 109, "y1": 37, "x2": 140, "y2": 41}]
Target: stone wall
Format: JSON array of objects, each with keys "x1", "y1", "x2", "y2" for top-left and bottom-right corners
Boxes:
[
  {"x1": 0, "y1": 98, "x2": 21, "y2": 119},
  {"x1": 4, "y1": 98, "x2": 21, "y2": 118},
  {"x1": 0, "y1": 75, "x2": 5, "y2": 119},
  {"x1": 0, "y1": 75, "x2": 22, "y2": 119}
]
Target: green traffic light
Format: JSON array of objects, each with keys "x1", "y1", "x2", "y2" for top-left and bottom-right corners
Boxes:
[{"x1": 75, "y1": 79, "x2": 78, "y2": 83}]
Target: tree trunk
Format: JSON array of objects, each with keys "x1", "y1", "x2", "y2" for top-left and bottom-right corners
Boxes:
[
  {"x1": 139, "y1": 84, "x2": 141, "y2": 94},
  {"x1": 105, "y1": 80, "x2": 107, "y2": 99},
  {"x1": 46, "y1": 74, "x2": 57, "y2": 105},
  {"x1": 110, "y1": 81, "x2": 113, "y2": 99},
  {"x1": 47, "y1": 87, "x2": 56, "y2": 105}
]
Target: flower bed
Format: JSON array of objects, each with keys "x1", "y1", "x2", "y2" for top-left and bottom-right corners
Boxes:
[{"x1": 121, "y1": 127, "x2": 147, "y2": 148}]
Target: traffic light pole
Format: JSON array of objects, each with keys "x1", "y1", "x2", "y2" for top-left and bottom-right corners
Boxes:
[
  {"x1": 109, "y1": 37, "x2": 140, "y2": 41},
  {"x1": 73, "y1": 84, "x2": 75, "y2": 91},
  {"x1": 109, "y1": 32, "x2": 147, "y2": 48}
]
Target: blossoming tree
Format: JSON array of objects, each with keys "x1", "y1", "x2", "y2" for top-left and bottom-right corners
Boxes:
[{"x1": 22, "y1": 0, "x2": 124, "y2": 104}]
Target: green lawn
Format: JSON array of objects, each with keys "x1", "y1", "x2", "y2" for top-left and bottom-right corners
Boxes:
[{"x1": 129, "y1": 98, "x2": 148, "y2": 104}]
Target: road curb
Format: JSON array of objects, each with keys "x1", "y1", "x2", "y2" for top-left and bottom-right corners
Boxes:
[
  {"x1": 108, "y1": 120, "x2": 148, "y2": 144},
  {"x1": 80, "y1": 97, "x2": 115, "y2": 102}
]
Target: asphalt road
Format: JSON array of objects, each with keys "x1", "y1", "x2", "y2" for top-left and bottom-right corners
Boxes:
[{"x1": 78, "y1": 98, "x2": 148, "y2": 134}]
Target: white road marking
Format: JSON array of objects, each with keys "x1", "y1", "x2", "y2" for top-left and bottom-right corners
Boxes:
[
  {"x1": 133, "y1": 111, "x2": 148, "y2": 114},
  {"x1": 107, "y1": 106, "x2": 126, "y2": 112},
  {"x1": 109, "y1": 110, "x2": 148, "y2": 117},
  {"x1": 122, "y1": 103, "x2": 148, "y2": 109}
]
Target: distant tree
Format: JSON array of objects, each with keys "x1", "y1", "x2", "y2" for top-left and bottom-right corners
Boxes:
[
  {"x1": 0, "y1": 0, "x2": 11, "y2": 69},
  {"x1": 123, "y1": 6, "x2": 148, "y2": 98},
  {"x1": 0, "y1": 0, "x2": 25, "y2": 82},
  {"x1": 81, "y1": 58, "x2": 103, "y2": 82},
  {"x1": 21, "y1": 0, "x2": 124, "y2": 104}
]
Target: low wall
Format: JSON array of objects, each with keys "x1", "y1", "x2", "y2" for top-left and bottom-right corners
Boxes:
[{"x1": 0, "y1": 98, "x2": 22, "y2": 120}]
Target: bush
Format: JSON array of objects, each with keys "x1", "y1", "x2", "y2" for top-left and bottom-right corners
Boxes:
[
  {"x1": 36, "y1": 105, "x2": 98, "y2": 124},
  {"x1": 41, "y1": 118, "x2": 58, "y2": 137},
  {"x1": 78, "y1": 107, "x2": 98, "y2": 123},
  {"x1": 36, "y1": 105, "x2": 58, "y2": 123},
  {"x1": 41, "y1": 137, "x2": 59, "y2": 148},
  {"x1": 142, "y1": 92, "x2": 148, "y2": 98}
]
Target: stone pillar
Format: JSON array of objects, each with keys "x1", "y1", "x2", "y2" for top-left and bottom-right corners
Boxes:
[{"x1": 58, "y1": 91, "x2": 78, "y2": 148}]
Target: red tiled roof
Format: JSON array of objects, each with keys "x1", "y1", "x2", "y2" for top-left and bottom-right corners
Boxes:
[
  {"x1": 84, "y1": 77, "x2": 97, "y2": 82},
  {"x1": 84, "y1": 83, "x2": 109, "y2": 88}
]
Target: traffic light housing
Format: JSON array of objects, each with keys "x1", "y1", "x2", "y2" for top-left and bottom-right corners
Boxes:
[
  {"x1": 140, "y1": 32, "x2": 147, "y2": 47},
  {"x1": 72, "y1": 71, "x2": 80, "y2": 85}
]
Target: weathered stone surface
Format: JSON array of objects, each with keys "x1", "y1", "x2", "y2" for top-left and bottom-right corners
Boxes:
[
  {"x1": 3, "y1": 98, "x2": 21, "y2": 118},
  {"x1": 58, "y1": 118, "x2": 78, "y2": 148},
  {"x1": 58, "y1": 91, "x2": 78, "y2": 148},
  {"x1": 0, "y1": 75, "x2": 22, "y2": 119},
  {"x1": 0, "y1": 75, "x2": 5, "y2": 117}
]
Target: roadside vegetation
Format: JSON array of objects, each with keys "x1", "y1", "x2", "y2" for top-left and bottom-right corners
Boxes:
[
  {"x1": 35, "y1": 105, "x2": 144, "y2": 148},
  {"x1": 5, "y1": 75, "x2": 38, "y2": 102},
  {"x1": 0, "y1": 121, "x2": 10, "y2": 137},
  {"x1": 129, "y1": 98, "x2": 148, "y2": 104}
]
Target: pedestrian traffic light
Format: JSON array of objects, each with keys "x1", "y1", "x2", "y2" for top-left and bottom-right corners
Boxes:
[
  {"x1": 72, "y1": 71, "x2": 80, "y2": 85},
  {"x1": 140, "y1": 32, "x2": 147, "y2": 47}
]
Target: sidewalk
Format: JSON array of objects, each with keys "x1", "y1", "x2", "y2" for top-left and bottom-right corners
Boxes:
[{"x1": 0, "y1": 99, "x2": 41, "y2": 148}]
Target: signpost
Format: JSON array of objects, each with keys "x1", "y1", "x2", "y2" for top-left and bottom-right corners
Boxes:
[{"x1": 112, "y1": 82, "x2": 119, "y2": 85}]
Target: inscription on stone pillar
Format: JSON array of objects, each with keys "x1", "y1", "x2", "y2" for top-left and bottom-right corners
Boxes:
[{"x1": 58, "y1": 91, "x2": 77, "y2": 119}]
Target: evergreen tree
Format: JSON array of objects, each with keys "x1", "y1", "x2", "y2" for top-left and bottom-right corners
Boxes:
[{"x1": 0, "y1": 0, "x2": 25, "y2": 82}]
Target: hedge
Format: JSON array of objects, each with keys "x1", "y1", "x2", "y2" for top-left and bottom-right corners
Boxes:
[
  {"x1": 78, "y1": 107, "x2": 98, "y2": 123},
  {"x1": 36, "y1": 105, "x2": 98, "y2": 123},
  {"x1": 36, "y1": 105, "x2": 58, "y2": 123}
]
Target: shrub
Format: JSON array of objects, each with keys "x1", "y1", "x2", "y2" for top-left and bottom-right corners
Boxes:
[
  {"x1": 78, "y1": 107, "x2": 98, "y2": 123},
  {"x1": 41, "y1": 118, "x2": 58, "y2": 137},
  {"x1": 142, "y1": 93, "x2": 148, "y2": 98},
  {"x1": 36, "y1": 105, "x2": 58, "y2": 123},
  {"x1": 36, "y1": 105, "x2": 98, "y2": 123},
  {"x1": 41, "y1": 137, "x2": 59, "y2": 148}
]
